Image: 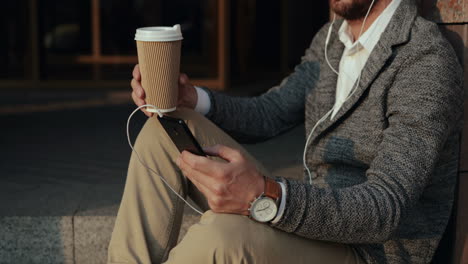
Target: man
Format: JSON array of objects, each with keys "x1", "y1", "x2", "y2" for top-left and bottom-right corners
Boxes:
[{"x1": 108, "y1": 0, "x2": 463, "y2": 263}]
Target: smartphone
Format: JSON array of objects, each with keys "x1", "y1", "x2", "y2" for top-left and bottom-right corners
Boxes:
[{"x1": 157, "y1": 115, "x2": 206, "y2": 156}]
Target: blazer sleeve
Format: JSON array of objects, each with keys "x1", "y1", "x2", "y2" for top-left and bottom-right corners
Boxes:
[
  {"x1": 201, "y1": 30, "x2": 327, "y2": 143},
  {"x1": 270, "y1": 43, "x2": 464, "y2": 243}
]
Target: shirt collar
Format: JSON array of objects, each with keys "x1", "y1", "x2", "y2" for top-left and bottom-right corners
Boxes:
[{"x1": 338, "y1": 0, "x2": 402, "y2": 55}]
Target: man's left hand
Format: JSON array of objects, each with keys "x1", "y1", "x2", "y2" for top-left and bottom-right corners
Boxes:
[{"x1": 177, "y1": 144, "x2": 265, "y2": 215}]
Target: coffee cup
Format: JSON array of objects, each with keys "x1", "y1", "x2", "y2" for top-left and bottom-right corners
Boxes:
[{"x1": 135, "y1": 25, "x2": 183, "y2": 113}]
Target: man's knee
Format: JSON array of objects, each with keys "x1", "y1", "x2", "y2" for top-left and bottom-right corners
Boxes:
[
  {"x1": 133, "y1": 108, "x2": 205, "y2": 153},
  {"x1": 131, "y1": 116, "x2": 182, "y2": 161},
  {"x1": 128, "y1": 117, "x2": 182, "y2": 185},
  {"x1": 134, "y1": 117, "x2": 163, "y2": 150}
]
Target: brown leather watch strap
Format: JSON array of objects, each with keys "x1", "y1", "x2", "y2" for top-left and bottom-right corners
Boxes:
[{"x1": 264, "y1": 177, "x2": 281, "y2": 201}]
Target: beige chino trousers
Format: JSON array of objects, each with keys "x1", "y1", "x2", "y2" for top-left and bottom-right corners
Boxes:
[{"x1": 107, "y1": 108, "x2": 363, "y2": 264}]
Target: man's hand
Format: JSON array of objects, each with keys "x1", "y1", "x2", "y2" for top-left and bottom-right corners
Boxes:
[
  {"x1": 130, "y1": 64, "x2": 198, "y2": 117},
  {"x1": 177, "y1": 144, "x2": 265, "y2": 215}
]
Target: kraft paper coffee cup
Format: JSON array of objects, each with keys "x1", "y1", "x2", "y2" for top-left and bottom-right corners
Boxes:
[{"x1": 135, "y1": 25, "x2": 183, "y2": 114}]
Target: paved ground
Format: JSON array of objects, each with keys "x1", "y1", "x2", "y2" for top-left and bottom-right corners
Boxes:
[{"x1": 0, "y1": 103, "x2": 305, "y2": 263}]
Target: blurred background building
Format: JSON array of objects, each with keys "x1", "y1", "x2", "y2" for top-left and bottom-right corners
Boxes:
[
  {"x1": 0, "y1": 0, "x2": 467, "y2": 263},
  {"x1": 0, "y1": 0, "x2": 328, "y2": 93}
]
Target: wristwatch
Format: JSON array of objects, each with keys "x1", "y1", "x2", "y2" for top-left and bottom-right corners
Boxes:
[{"x1": 248, "y1": 177, "x2": 282, "y2": 223}]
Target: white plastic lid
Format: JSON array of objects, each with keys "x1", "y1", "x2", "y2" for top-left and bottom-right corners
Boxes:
[{"x1": 135, "y1": 24, "x2": 183, "y2": 42}]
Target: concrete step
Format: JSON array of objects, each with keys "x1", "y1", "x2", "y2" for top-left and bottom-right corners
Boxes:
[{"x1": 0, "y1": 121, "x2": 305, "y2": 264}]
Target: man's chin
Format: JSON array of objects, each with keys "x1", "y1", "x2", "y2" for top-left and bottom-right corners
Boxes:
[{"x1": 330, "y1": 0, "x2": 375, "y2": 20}]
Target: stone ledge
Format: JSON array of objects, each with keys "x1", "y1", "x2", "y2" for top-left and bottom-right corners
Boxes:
[{"x1": 0, "y1": 125, "x2": 304, "y2": 263}]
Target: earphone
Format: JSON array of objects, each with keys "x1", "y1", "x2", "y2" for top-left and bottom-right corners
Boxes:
[{"x1": 303, "y1": 0, "x2": 377, "y2": 185}]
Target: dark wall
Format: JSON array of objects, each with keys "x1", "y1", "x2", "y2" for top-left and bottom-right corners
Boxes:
[
  {"x1": 286, "y1": 1, "x2": 329, "y2": 68},
  {"x1": 229, "y1": 0, "x2": 329, "y2": 86}
]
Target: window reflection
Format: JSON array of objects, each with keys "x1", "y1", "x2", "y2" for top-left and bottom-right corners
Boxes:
[{"x1": 36, "y1": 0, "x2": 218, "y2": 81}]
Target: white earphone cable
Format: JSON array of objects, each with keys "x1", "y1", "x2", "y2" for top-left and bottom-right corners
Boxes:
[
  {"x1": 303, "y1": 0, "x2": 376, "y2": 185},
  {"x1": 325, "y1": 14, "x2": 340, "y2": 75},
  {"x1": 126, "y1": 104, "x2": 204, "y2": 215}
]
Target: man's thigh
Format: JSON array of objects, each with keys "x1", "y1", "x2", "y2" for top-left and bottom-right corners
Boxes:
[{"x1": 164, "y1": 210, "x2": 363, "y2": 264}]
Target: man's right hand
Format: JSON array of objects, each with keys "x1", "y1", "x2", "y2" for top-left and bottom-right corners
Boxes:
[{"x1": 131, "y1": 64, "x2": 198, "y2": 117}]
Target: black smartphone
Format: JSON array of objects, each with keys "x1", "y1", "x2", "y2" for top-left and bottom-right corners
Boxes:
[{"x1": 157, "y1": 115, "x2": 206, "y2": 156}]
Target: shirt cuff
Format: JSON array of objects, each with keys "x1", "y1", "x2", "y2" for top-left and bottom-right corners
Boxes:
[
  {"x1": 271, "y1": 181, "x2": 287, "y2": 224},
  {"x1": 194, "y1": 86, "x2": 211, "y2": 115}
]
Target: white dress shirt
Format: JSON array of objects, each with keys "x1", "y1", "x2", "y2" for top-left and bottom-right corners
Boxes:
[
  {"x1": 194, "y1": 86, "x2": 212, "y2": 115},
  {"x1": 193, "y1": 0, "x2": 401, "y2": 223},
  {"x1": 331, "y1": 0, "x2": 401, "y2": 119}
]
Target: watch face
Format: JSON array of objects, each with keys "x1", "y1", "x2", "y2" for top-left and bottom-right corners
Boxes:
[{"x1": 250, "y1": 197, "x2": 278, "y2": 223}]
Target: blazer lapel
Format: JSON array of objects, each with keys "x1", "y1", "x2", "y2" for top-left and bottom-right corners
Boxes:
[
  {"x1": 326, "y1": 42, "x2": 393, "y2": 123},
  {"x1": 310, "y1": 0, "x2": 417, "y2": 142},
  {"x1": 315, "y1": 26, "x2": 344, "y2": 118}
]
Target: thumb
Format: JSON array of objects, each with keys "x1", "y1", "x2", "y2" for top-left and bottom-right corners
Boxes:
[{"x1": 203, "y1": 144, "x2": 242, "y2": 162}]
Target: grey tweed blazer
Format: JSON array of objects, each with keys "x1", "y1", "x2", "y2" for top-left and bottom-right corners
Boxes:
[{"x1": 202, "y1": 0, "x2": 464, "y2": 262}]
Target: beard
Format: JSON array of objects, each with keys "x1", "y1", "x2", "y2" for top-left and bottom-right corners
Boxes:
[{"x1": 329, "y1": 0, "x2": 378, "y2": 20}]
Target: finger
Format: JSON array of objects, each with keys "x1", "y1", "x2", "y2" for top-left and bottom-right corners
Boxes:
[
  {"x1": 180, "y1": 150, "x2": 226, "y2": 176},
  {"x1": 203, "y1": 145, "x2": 242, "y2": 162},
  {"x1": 131, "y1": 79, "x2": 145, "y2": 99},
  {"x1": 137, "y1": 86, "x2": 146, "y2": 98},
  {"x1": 187, "y1": 176, "x2": 214, "y2": 202},
  {"x1": 188, "y1": 178, "x2": 232, "y2": 214},
  {"x1": 180, "y1": 159, "x2": 250, "y2": 215},
  {"x1": 178, "y1": 157, "x2": 219, "y2": 189},
  {"x1": 179, "y1": 151, "x2": 224, "y2": 176},
  {"x1": 143, "y1": 109, "x2": 153, "y2": 117},
  {"x1": 193, "y1": 180, "x2": 249, "y2": 215},
  {"x1": 179, "y1": 73, "x2": 189, "y2": 85},
  {"x1": 131, "y1": 91, "x2": 152, "y2": 117},
  {"x1": 132, "y1": 64, "x2": 141, "y2": 81},
  {"x1": 131, "y1": 90, "x2": 145, "y2": 106},
  {"x1": 131, "y1": 79, "x2": 149, "y2": 116}
]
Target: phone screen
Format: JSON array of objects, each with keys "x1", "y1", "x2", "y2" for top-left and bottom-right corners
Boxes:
[{"x1": 157, "y1": 116, "x2": 206, "y2": 156}]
